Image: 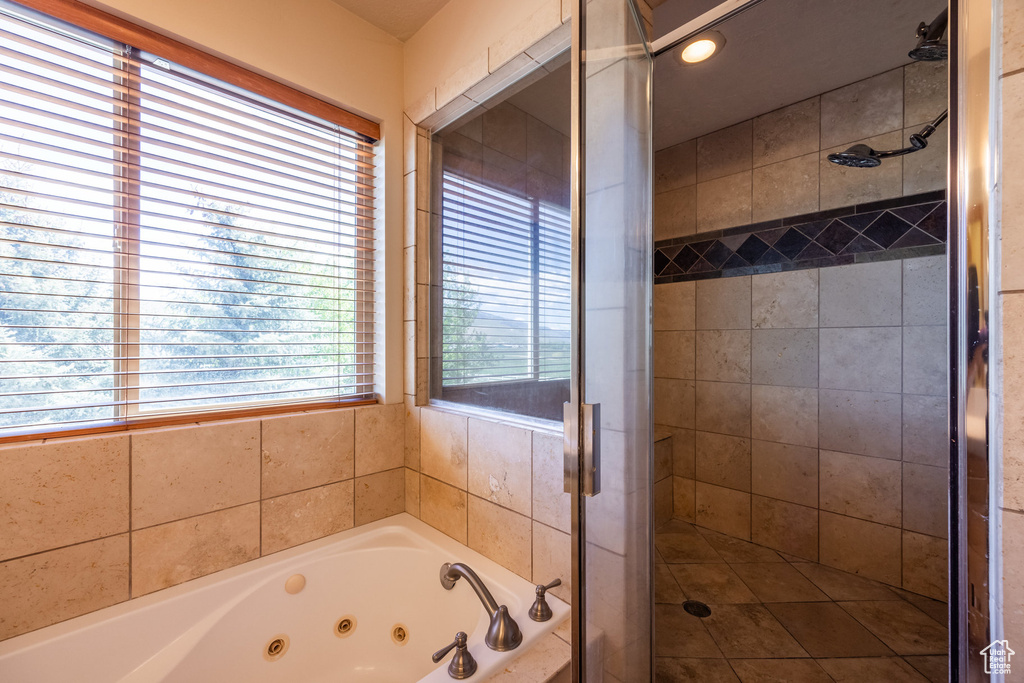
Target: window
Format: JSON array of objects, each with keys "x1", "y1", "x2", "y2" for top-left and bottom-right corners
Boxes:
[
  {"x1": 430, "y1": 65, "x2": 571, "y2": 421},
  {"x1": 0, "y1": 1, "x2": 377, "y2": 438},
  {"x1": 438, "y1": 172, "x2": 571, "y2": 384}
]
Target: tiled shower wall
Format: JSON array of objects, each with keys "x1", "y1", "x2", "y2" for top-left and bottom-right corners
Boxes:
[
  {"x1": 654, "y1": 61, "x2": 947, "y2": 241},
  {"x1": 654, "y1": 260, "x2": 948, "y2": 600},
  {"x1": 0, "y1": 404, "x2": 405, "y2": 641},
  {"x1": 653, "y1": 62, "x2": 949, "y2": 601}
]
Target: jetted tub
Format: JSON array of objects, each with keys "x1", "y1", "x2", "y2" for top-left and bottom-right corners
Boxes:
[{"x1": 0, "y1": 514, "x2": 569, "y2": 682}]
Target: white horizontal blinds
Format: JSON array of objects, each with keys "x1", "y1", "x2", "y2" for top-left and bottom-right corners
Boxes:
[
  {"x1": 537, "y1": 200, "x2": 571, "y2": 380},
  {"x1": 0, "y1": 7, "x2": 122, "y2": 433},
  {"x1": 0, "y1": 3, "x2": 375, "y2": 436},
  {"x1": 130, "y1": 60, "x2": 374, "y2": 414},
  {"x1": 440, "y1": 170, "x2": 571, "y2": 387}
]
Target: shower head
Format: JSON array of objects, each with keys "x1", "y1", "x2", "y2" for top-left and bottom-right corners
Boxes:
[
  {"x1": 827, "y1": 110, "x2": 948, "y2": 169},
  {"x1": 909, "y1": 9, "x2": 948, "y2": 61},
  {"x1": 827, "y1": 144, "x2": 882, "y2": 168}
]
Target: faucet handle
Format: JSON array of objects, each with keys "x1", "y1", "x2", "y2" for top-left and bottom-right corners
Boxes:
[
  {"x1": 539, "y1": 578, "x2": 562, "y2": 592},
  {"x1": 529, "y1": 578, "x2": 562, "y2": 622},
  {"x1": 432, "y1": 631, "x2": 478, "y2": 679}
]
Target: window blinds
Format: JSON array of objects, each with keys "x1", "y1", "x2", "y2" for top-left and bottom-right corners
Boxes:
[
  {"x1": 0, "y1": 3, "x2": 375, "y2": 437},
  {"x1": 439, "y1": 171, "x2": 570, "y2": 387}
]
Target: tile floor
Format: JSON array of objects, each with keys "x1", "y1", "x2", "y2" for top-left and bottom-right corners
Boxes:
[{"x1": 654, "y1": 519, "x2": 949, "y2": 682}]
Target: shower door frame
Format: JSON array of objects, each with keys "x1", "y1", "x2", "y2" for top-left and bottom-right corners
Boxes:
[
  {"x1": 567, "y1": 0, "x2": 654, "y2": 678},
  {"x1": 951, "y1": 0, "x2": 994, "y2": 680}
]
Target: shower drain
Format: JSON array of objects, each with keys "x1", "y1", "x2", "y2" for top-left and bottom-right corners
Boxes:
[{"x1": 683, "y1": 601, "x2": 712, "y2": 618}]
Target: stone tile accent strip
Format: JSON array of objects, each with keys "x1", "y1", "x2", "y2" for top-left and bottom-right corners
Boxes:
[{"x1": 654, "y1": 192, "x2": 946, "y2": 284}]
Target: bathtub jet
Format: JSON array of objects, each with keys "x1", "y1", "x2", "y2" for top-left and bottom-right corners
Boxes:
[{"x1": 440, "y1": 562, "x2": 523, "y2": 651}]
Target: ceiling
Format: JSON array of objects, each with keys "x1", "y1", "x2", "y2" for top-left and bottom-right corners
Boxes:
[
  {"x1": 653, "y1": 0, "x2": 947, "y2": 149},
  {"x1": 436, "y1": 0, "x2": 948, "y2": 153},
  {"x1": 327, "y1": 0, "x2": 451, "y2": 41}
]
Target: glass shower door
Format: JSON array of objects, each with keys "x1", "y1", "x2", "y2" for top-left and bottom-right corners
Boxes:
[{"x1": 568, "y1": 0, "x2": 652, "y2": 679}]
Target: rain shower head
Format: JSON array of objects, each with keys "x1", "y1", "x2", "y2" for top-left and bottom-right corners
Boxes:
[
  {"x1": 826, "y1": 145, "x2": 882, "y2": 168},
  {"x1": 827, "y1": 110, "x2": 948, "y2": 168},
  {"x1": 909, "y1": 8, "x2": 948, "y2": 61}
]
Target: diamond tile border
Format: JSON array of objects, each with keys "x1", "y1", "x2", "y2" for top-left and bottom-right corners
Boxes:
[{"x1": 654, "y1": 191, "x2": 947, "y2": 284}]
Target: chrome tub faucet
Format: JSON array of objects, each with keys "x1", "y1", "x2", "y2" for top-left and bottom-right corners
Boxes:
[{"x1": 439, "y1": 562, "x2": 522, "y2": 651}]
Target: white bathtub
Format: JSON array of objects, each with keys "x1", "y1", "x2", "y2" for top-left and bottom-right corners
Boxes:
[{"x1": 0, "y1": 514, "x2": 569, "y2": 682}]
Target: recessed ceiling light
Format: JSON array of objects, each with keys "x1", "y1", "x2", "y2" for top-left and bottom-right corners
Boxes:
[{"x1": 680, "y1": 31, "x2": 725, "y2": 64}]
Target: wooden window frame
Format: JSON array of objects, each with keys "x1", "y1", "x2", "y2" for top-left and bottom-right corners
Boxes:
[
  {"x1": 11, "y1": 0, "x2": 380, "y2": 141},
  {"x1": 0, "y1": 398, "x2": 378, "y2": 445}
]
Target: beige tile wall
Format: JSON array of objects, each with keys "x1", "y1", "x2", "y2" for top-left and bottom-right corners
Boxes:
[
  {"x1": 654, "y1": 429, "x2": 674, "y2": 527},
  {"x1": 0, "y1": 404, "x2": 405, "y2": 641},
  {"x1": 1000, "y1": 0, "x2": 1024, "y2": 655},
  {"x1": 401, "y1": 16, "x2": 583, "y2": 612},
  {"x1": 654, "y1": 62, "x2": 948, "y2": 241},
  {"x1": 405, "y1": 0, "x2": 570, "y2": 131},
  {"x1": 401, "y1": 102, "x2": 572, "y2": 606},
  {"x1": 406, "y1": 408, "x2": 572, "y2": 605},
  {"x1": 655, "y1": 257, "x2": 949, "y2": 600},
  {"x1": 653, "y1": 54, "x2": 950, "y2": 604}
]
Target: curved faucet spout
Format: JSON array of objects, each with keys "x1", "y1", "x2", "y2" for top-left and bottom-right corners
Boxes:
[
  {"x1": 441, "y1": 562, "x2": 499, "y2": 613},
  {"x1": 440, "y1": 562, "x2": 522, "y2": 651}
]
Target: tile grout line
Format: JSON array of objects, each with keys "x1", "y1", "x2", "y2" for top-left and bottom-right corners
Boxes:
[
  {"x1": 530, "y1": 430, "x2": 534, "y2": 583},
  {"x1": 127, "y1": 433, "x2": 133, "y2": 600},
  {"x1": 748, "y1": 275, "x2": 753, "y2": 541},
  {"x1": 259, "y1": 420, "x2": 263, "y2": 558},
  {"x1": 899, "y1": 261, "x2": 907, "y2": 590},
  {"x1": 2, "y1": 530, "x2": 135, "y2": 566},
  {"x1": 817, "y1": 265, "x2": 822, "y2": 566}
]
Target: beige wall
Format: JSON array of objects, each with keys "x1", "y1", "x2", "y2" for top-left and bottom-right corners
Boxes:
[
  {"x1": 0, "y1": 405, "x2": 404, "y2": 641},
  {"x1": 654, "y1": 260, "x2": 948, "y2": 600},
  {"x1": 655, "y1": 62, "x2": 948, "y2": 242},
  {"x1": 85, "y1": 0, "x2": 406, "y2": 404},
  {"x1": 999, "y1": 0, "x2": 1024, "y2": 653},
  {"x1": 404, "y1": 0, "x2": 568, "y2": 111}
]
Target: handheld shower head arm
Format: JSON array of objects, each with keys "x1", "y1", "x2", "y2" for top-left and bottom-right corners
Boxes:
[
  {"x1": 871, "y1": 109, "x2": 949, "y2": 158},
  {"x1": 921, "y1": 8, "x2": 949, "y2": 42},
  {"x1": 868, "y1": 145, "x2": 925, "y2": 159}
]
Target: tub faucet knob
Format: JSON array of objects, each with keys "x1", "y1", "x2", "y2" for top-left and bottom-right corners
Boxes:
[
  {"x1": 529, "y1": 578, "x2": 562, "y2": 622},
  {"x1": 432, "y1": 631, "x2": 477, "y2": 679}
]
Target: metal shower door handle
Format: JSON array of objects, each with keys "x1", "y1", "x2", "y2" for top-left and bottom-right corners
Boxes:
[
  {"x1": 562, "y1": 402, "x2": 575, "y2": 495},
  {"x1": 564, "y1": 402, "x2": 601, "y2": 497}
]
